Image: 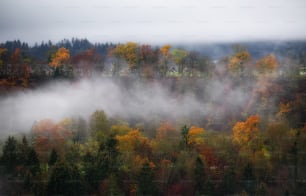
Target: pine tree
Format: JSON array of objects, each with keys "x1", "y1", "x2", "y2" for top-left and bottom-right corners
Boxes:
[
  {"x1": 194, "y1": 156, "x2": 205, "y2": 194},
  {"x1": 181, "y1": 125, "x2": 189, "y2": 150},
  {"x1": 255, "y1": 182, "x2": 269, "y2": 196},
  {"x1": 47, "y1": 161, "x2": 82, "y2": 195},
  {"x1": 1, "y1": 136, "x2": 20, "y2": 173},
  {"x1": 19, "y1": 135, "x2": 30, "y2": 163},
  {"x1": 26, "y1": 148, "x2": 40, "y2": 175},
  {"x1": 137, "y1": 161, "x2": 158, "y2": 195},
  {"x1": 48, "y1": 149, "x2": 58, "y2": 166}
]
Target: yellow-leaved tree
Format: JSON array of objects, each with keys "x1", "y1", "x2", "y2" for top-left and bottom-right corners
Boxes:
[
  {"x1": 227, "y1": 51, "x2": 251, "y2": 76},
  {"x1": 255, "y1": 54, "x2": 278, "y2": 75},
  {"x1": 232, "y1": 115, "x2": 260, "y2": 146},
  {"x1": 116, "y1": 129, "x2": 153, "y2": 172},
  {"x1": 187, "y1": 126, "x2": 205, "y2": 147},
  {"x1": 49, "y1": 47, "x2": 70, "y2": 67},
  {"x1": 159, "y1": 44, "x2": 172, "y2": 77}
]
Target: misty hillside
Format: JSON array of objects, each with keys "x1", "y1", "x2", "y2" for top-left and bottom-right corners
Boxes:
[
  {"x1": 2, "y1": 0, "x2": 306, "y2": 194},
  {"x1": 0, "y1": 40, "x2": 306, "y2": 195}
]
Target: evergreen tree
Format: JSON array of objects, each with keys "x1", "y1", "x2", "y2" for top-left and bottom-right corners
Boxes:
[
  {"x1": 181, "y1": 125, "x2": 189, "y2": 150},
  {"x1": 26, "y1": 148, "x2": 40, "y2": 175},
  {"x1": 255, "y1": 182, "x2": 269, "y2": 196},
  {"x1": 242, "y1": 163, "x2": 256, "y2": 194},
  {"x1": 1, "y1": 136, "x2": 20, "y2": 173},
  {"x1": 83, "y1": 151, "x2": 109, "y2": 192},
  {"x1": 194, "y1": 156, "x2": 205, "y2": 194},
  {"x1": 106, "y1": 174, "x2": 124, "y2": 196},
  {"x1": 19, "y1": 135, "x2": 30, "y2": 163},
  {"x1": 47, "y1": 161, "x2": 82, "y2": 195},
  {"x1": 48, "y1": 149, "x2": 58, "y2": 166},
  {"x1": 89, "y1": 110, "x2": 109, "y2": 141},
  {"x1": 137, "y1": 161, "x2": 158, "y2": 196},
  {"x1": 220, "y1": 167, "x2": 236, "y2": 194}
]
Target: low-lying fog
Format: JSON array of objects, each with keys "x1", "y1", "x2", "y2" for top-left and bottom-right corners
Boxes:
[{"x1": 0, "y1": 77, "x2": 254, "y2": 136}]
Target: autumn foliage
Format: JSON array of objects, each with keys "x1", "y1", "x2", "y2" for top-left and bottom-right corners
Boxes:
[
  {"x1": 1, "y1": 40, "x2": 306, "y2": 195},
  {"x1": 156, "y1": 121, "x2": 177, "y2": 140},
  {"x1": 32, "y1": 119, "x2": 72, "y2": 161},
  {"x1": 255, "y1": 54, "x2": 278, "y2": 74},
  {"x1": 187, "y1": 126, "x2": 205, "y2": 146},
  {"x1": 232, "y1": 115, "x2": 260, "y2": 145},
  {"x1": 49, "y1": 47, "x2": 70, "y2": 67},
  {"x1": 227, "y1": 51, "x2": 251, "y2": 74}
]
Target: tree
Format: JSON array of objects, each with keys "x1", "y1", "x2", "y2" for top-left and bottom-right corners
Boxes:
[
  {"x1": 181, "y1": 125, "x2": 189, "y2": 150},
  {"x1": 122, "y1": 42, "x2": 140, "y2": 72},
  {"x1": 47, "y1": 161, "x2": 82, "y2": 195},
  {"x1": 99, "y1": 136, "x2": 119, "y2": 173},
  {"x1": 49, "y1": 47, "x2": 70, "y2": 68},
  {"x1": 255, "y1": 54, "x2": 278, "y2": 74},
  {"x1": 10, "y1": 48, "x2": 21, "y2": 65},
  {"x1": 255, "y1": 182, "x2": 269, "y2": 196},
  {"x1": 159, "y1": 44, "x2": 172, "y2": 77},
  {"x1": 72, "y1": 117, "x2": 88, "y2": 143},
  {"x1": 186, "y1": 51, "x2": 202, "y2": 77},
  {"x1": 232, "y1": 115, "x2": 260, "y2": 146},
  {"x1": 0, "y1": 47, "x2": 8, "y2": 66},
  {"x1": 105, "y1": 174, "x2": 124, "y2": 196},
  {"x1": 139, "y1": 44, "x2": 158, "y2": 78},
  {"x1": 172, "y1": 48, "x2": 188, "y2": 75},
  {"x1": 227, "y1": 51, "x2": 251, "y2": 77},
  {"x1": 137, "y1": 161, "x2": 158, "y2": 195},
  {"x1": 80, "y1": 136, "x2": 116, "y2": 192},
  {"x1": 242, "y1": 162, "x2": 256, "y2": 194},
  {"x1": 48, "y1": 149, "x2": 58, "y2": 166},
  {"x1": 116, "y1": 129, "x2": 153, "y2": 177},
  {"x1": 49, "y1": 47, "x2": 71, "y2": 77},
  {"x1": 71, "y1": 48, "x2": 103, "y2": 77},
  {"x1": 220, "y1": 167, "x2": 236, "y2": 194},
  {"x1": 108, "y1": 42, "x2": 140, "y2": 75},
  {"x1": 108, "y1": 44, "x2": 125, "y2": 76},
  {"x1": 26, "y1": 148, "x2": 40, "y2": 175},
  {"x1": 19, "y1": 135, "x2": 30, "y2": 164},
  {"x1": 32, "y1": 119, "x2": 72, "y2": 163},
  {"x1": 89, "y1": 110, "x2": 109, "y2": 141},
  {"x1": 1, "y1": 136, "x2": 20, "y2": 172},
  {"x1": 187, "y1": 126, "x2": 205, "y2": 147},
  {"x1": 194, "y1": 156, "x2": 205, "y2": 194},
  {"x1": 156, "y1": 121, "x2": 177, "y2": 140}
]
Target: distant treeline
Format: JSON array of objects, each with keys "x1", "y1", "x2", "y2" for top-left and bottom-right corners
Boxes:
[
  {"x1": 1, "y1": 38, "x2": 306, "y2": 60},
  {"x1": 0, "y1": 38, "x2": 114, "y2": 60},
  {"x1": 0, "y1": 38, "x2": 306, "y2": 90}
]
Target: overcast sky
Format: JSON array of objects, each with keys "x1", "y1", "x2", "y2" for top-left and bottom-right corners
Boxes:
[{"x1": 1, "y1": 0, "x2": 306, "y2": 44}]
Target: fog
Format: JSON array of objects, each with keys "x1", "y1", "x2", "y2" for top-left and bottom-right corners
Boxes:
[{"x1": 0, "y1": 76, "x2": 256, "y2": 136}]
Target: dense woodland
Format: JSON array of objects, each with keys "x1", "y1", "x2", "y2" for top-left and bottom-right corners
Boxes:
[{"x1": 0, "y1": 39, "x2": 306, "y2": 195}]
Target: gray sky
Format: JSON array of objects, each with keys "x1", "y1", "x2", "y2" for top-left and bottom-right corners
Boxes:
[{"x1": 1, "y1": 0, "x2": 306, "y2": 44}]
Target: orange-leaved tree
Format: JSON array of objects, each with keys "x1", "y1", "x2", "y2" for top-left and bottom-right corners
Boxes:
[
  {"x1": 156, "y1": 121, "x2": 177, "y2": 140},
  {"x1": 0, "y1": 48, "x2": 8, "y2": 66},
  {"x1": 187, "y1": 126, "x2": 205, "y2": 147},
  {"x1": 255, "y1": 54, "x2": 278, "y2": 75},
  {"x1": 32, "y1": 119, "x2": 72, "y2": 162},
  {"x1": 49, "y1": 47, "x2": 70, "y2": 68},
  {"x1": 232, "y1": 115, "x2": 260, "y2": 146},
  {"x1": 116, "y1": 129, "x2": 153, "y2": 172},
  {"x1": 227, "y1": 51, "x2": 251, "y2": 76},
  {"x1": 159, "y1": 44, "x2": 172, "y2": 77}
]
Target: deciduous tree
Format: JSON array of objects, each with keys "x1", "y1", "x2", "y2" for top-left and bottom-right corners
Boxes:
[{"x1": 232, "y1": 115, "x2": 260, "y2": 146}]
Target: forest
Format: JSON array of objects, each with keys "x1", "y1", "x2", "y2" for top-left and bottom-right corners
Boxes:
[{"x1": 0, "y1": 39, "x2": 306, "y2": 195}]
